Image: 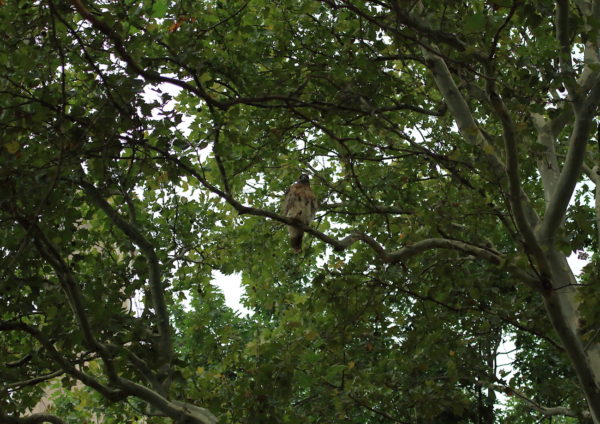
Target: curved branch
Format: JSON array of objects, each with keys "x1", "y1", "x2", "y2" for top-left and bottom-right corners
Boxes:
[
  {"x1": 78, "y1": 180, "x2": 173, "y2": 372},
  {"x1": 6, "y1": 370, "x2": 64, "y2": 391},
  {"x1": 115, "y1": 378, "x2": 217, "y2": 424},
  {"x1": 147, "y1": 146, "x2": 541, "y2": 287},
  {"x1": 5, "y1": 354, "x2": 97, "y2": 391},
  {"x1": 478, "y1": 380, "x2": 586, "y2": 419}
]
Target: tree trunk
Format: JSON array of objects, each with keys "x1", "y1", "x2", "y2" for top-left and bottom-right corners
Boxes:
[{"x1": 543, "y1": 249, "x2": 600, "y2": 423}]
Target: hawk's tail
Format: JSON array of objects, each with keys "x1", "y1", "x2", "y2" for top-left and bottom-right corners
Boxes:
[{"x1": 289, "y1": 226, "x2": 303, "y2": 253}]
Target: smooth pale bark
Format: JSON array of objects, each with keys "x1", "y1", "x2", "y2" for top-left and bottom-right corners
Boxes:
[
  {"x1": 420, "y1": 41, "x2": 600, "y2": 424},
  {"x1": 541, "y1": 249, "x2": 600, "y2": 423},
  {"x1": 531, "y1": 114, "x2": 561, "y2": 204}
]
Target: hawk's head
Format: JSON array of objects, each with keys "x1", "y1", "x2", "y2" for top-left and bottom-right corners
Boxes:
[{"x1": 298, "y1": 173, "x2": 310, "y2": 184}]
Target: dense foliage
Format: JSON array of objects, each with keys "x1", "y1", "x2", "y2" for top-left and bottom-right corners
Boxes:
[{"x1": 2, "y1": 0, "x2": 600, "y2": 423}]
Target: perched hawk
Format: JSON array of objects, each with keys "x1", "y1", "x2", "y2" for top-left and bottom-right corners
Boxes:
[{"x1": 282, "y1": 173, "x2": 317, "y2": 252}]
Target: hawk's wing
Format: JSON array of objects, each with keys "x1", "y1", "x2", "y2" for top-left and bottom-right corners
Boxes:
[
  {"x1": 281, "y1": 185, "x2": 292, "y2": 215},
  {"x1": 308, "y1": 191, "x2": 317, "y2": 219},
  {"x1": 283, "y1": 183, "x2": 316, "y2": 223}
]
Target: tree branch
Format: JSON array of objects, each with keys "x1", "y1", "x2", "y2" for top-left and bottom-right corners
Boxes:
[
  {"x1": 6, "y1": 370, "x2": 64, "y2": 391},
  {"x1": 69, "y1": 0, "x2": 220, "y2": 108},
  {"x1": 485, "y1": 81, "x2": 550, "y2": 277},
  {"x1": 0, "y1": 321, "x2": 215, "y2": 424},
  {"x1": 15, "y1": 217, "x2": 116, "y2": 374},
  {"x1": 539, "y1": 75, "x2": 600, "y2": 242},
  {"x1": 556, "y1": 0, "x2": 579, "y2": 96},
  {"x1": 78, "y1": 180, "x2": 173, "y2": 374},
  {"x1": 145, "y1": 145, "x2": 541, "y2": 287},
  {"x1": 106, "y1": 343, "x2": 165, "y2": 397},
  {"x1": 0, "y1": 413, "x2": 67, "y2": 424},
  {"x1": 478, "y1": 380, "x2": 586, "y2": 418},
  {"x1": 419, "y1": 43, "x2": 549, "y2": 280},
  {"x1": 531, "y1": 113, "x2": 561, "y2": 203},
  {"x1": 0, "y1": 321, "x2": 125, "y2": 402},
  {"x1": 114, "y1": 378, "x2": 217, "y2": 424}
]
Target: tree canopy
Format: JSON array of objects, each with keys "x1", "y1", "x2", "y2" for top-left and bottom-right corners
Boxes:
[{"x1": 2, "y1": 0, "x2": 600, "y2": 423}]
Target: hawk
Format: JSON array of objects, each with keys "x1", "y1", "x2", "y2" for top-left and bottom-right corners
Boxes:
[{"x1": 282, "y1": 173, "x2": 317, "y2": 252}]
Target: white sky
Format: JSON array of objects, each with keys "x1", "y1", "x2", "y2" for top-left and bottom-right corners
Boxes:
[{"x1": 212, "y1": 271, "x2": 250, "y2": 316}]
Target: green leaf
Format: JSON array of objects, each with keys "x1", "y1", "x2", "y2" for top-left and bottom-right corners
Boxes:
[
  {"x1": 151, "y1": 0, "x2": 168, "y2": 18},
  {"x1": 5, "y1": 140, "x2": 19, "y2": 153},
  {"x1": 199, "y1": 71, "x2": 212, "y2": 84},
  {"x1": 463, "y1": 13, "x2": 486, "y2": 33}
]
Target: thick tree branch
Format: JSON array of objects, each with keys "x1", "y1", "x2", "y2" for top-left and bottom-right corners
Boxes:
[
  {"x1": 78, "y1": 180, "x2": 173, "y2": 373},
  {"x1": 479, "y1": 380, "x2": 585, "y2": 418},
  {"x1": 0, "y1": 413, "x2": 67, "y2": 424},
  {"x1": 114, "y1": 378, "x2": 217, "y2": 424},
  {"x1": 539, "y1": 76, "x2": 600, "y2": 242},
  {"x1": 485, "y1": 84, "x2": 551, "y2": 277},
  {"x1": 420, "y1": 48, "x2": 490, "y2": 152},
  {"x1": 531, "y1": 113, "x2": 561, "y2": 203}
]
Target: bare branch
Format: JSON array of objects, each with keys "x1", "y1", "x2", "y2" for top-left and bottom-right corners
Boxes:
[{"x1": 478, "y1": 380, "x2": 586, "y2": 419}]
